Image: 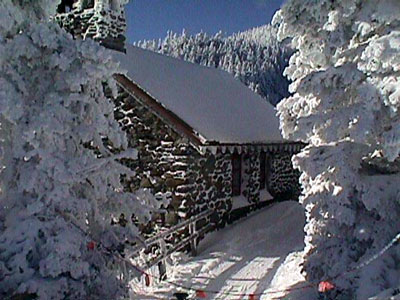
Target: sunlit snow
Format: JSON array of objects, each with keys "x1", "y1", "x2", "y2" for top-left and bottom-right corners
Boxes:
[{"x1": 130, "y1": 201, "x2": 317, "y2": 300}]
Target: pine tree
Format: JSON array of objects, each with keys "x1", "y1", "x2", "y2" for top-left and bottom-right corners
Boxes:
[
  {"x1": 274, "y1": 0, "x2": 400, "y2": 298},
  {"x1": 0, "y1": 1, "x2": 153, "y2": 298}
]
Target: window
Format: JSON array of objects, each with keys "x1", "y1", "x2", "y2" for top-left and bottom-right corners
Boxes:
[
  {"x1": 110, "y1": 0, "x2": 118, "y2": 10},
  {"x1": 84, "y1": 0, "x2": 95, "y2": 9},
  {"x1": 57, "y1": 0, "x2": 76, "y2": 13},
  {"x1": 259, "y1": 152, "x2": 266, "y2": 190},
  {"x1": 265, "y1": 154, "x2": 271, "y2": 192},
  {"x1": 232, "y1": 153, "x2": 242, "y2": 196}
]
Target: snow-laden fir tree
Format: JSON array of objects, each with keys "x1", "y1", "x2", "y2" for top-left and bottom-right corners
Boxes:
[
  {"x1": 0, "y1": 1, "x2": 156, "y2": 299},
  {"x1": 135, "y1": 25, "x2": 292, "y2": 106},
  {"x1": 273, "y1": 0, "x2": 400, "y2": 298}
]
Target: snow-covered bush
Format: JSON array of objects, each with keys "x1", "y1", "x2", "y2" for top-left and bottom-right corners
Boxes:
[
  {"x1": 0, "y1": 1, "x2": 154, "y2": 299},
  {"x1": 136, "y1": 26, "x2": 293, "y2": 106},
  {"x1": 274, "y1": 0, "x2": 400, "y2": 298}
]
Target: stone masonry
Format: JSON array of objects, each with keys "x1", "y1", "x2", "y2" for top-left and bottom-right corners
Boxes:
[
  {"x1": 242, "y1": 152, "x2": 261, "y2": 204},
  {"x1": 55, "y1": 0, "x2": 128, "y2": 52},
  {"x1": 268, "y1": 153, "x2": 301, "y2": 200},
  {"x1": 113, "y1": 89, "x2": 233, "y2": 230}
]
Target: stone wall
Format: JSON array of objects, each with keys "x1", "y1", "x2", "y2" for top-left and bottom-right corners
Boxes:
[
  {"x1": 189, "y1": 152, "x2": 233, "y2": 228},
  {"x1": 242, "y1": 152, "x2": 261, "y2": 203},
  {"x1": 114, "y1": 90, "x2": 188, "y2": 211},
  {"x1": 267, "y1": 152, "x2": 301, "y2": 200},
  {"x1": 113, "y1": 89, "x2": 233, "y2": 230},
  {"x1": 55, "y1": 0, "x2": 127, "y2": 52}
]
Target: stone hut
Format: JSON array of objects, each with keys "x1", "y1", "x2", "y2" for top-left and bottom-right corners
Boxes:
[
  {"x1": 111, "y1": 46, "x2": 302, "y2": 227},
  {"x1": 56, "y1": 0, "x2": 302, "y2": 229}
]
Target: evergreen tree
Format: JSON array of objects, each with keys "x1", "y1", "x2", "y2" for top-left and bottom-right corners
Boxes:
[
  {"x1": 0, "y1": 1, "x2": 153, "y2": 298},
  {"x1": 274, "y1": 0, "x2": 400, "y2": 298}
]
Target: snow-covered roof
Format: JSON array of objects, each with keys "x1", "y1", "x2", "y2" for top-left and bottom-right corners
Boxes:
[{"x1": 112, "y1": 45, "x2": 284, "y2": 145}]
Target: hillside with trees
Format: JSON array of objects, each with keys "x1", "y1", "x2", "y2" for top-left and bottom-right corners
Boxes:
[{"x1": 135, "y1": 25, "x2": 292, "y2": 106}]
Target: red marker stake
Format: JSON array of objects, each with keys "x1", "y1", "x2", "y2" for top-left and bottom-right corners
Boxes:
[
  {"x1": 196, "y1": 290, "x2": 207, "y2": 298},
  {"x1": 318, "y1": 281, "x2": 335, "y2": 293},
  {"x1": 87, "y1": 241, "x2": 95, "y2": 250},
  {"x1": 145, "y1": 274, "x2": 151, "y2": 287}
]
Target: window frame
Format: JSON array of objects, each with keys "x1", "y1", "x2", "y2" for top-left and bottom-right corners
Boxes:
[
  {"x1": 232, "y1": 153, "x2": 242, "y2": 196},
  {"x1": 259, "y1": 152, "x2": 266, "y2": 190},
  {"x1": 57, "y1": 0, "x2": 79, "y2": 13}
]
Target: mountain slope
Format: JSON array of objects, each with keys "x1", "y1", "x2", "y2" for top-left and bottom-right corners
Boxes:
[{"x1": 135, "y1": 25, "x2": 293, "y2": 106}]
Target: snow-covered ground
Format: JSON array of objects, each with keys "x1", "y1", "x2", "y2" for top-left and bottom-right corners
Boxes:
[{"x1": 130, "y1": 201, "x2": 318, "y2": 299}]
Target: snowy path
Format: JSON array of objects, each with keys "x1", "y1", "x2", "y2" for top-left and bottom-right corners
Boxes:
[{"x1": 130, "y1": 201, "x2": 318, "y2": 299}]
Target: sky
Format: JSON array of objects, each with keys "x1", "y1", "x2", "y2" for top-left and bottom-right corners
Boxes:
[{"x1": 125, "y1": 0, "x2": 286, "y2": 43}]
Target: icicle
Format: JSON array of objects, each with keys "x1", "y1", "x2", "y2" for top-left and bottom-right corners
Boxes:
[
  {"x1": 198, "y1": 146, "x2": 207, "y2": 155},
  {"x1": 210, "y1": 146, "x2": 218, "y2": 155}
]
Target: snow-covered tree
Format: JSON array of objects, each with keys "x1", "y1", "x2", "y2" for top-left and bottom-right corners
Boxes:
[
  {"x1": 274, "y1": 0, "x2": 400, "y2": 298},
  {"x1": 135, "y1": 25, "x2": 292, "y2": 106},
  {"x1": 0, "y1": 1, "x2": 154, "y2": 299}
]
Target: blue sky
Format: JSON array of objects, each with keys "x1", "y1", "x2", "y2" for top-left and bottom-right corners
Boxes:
[{"x1": 125, "y1": 0, "x2": 286, "y2": 42}]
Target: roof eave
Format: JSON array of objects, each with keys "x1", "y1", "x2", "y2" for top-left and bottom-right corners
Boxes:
[
  {"x1": 114, "y1": 74, "x2": 206, "y2": 149},
  {"x1": 200, "y1": 141, "x2": 305, "y2": 155},
  {"x1": 114, "y1": 74, "x2": 304, "y2": 156}
]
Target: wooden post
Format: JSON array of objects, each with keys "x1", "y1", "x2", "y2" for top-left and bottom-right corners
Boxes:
[
  {"x1": 189, "y1": 221, "x2": 197, "y2": 256},
  {"x1": 158, "y1": 240, "x2": 167, "y2": 281},
  {"x1": 158, "y1": 260, "x2": 167, "y2": 281}
]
